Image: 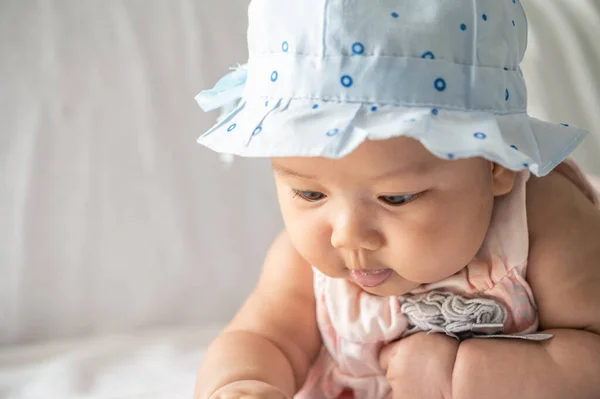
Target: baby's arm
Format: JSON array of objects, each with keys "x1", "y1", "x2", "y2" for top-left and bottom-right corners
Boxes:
[
  {"x1": 194, "y1": 231, "x2": 322, "y2": 399},
  {"x1": 452, "y1": 170, "x2": 600, "y2": 398}
]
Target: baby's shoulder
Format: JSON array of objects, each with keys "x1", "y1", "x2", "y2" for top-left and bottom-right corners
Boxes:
[
  {"x1": 526, "y1": 166, "x2": 600, "y2": 244},
  {"x1": 525, "y1": 167, "x2": 600, "y2": 333}
]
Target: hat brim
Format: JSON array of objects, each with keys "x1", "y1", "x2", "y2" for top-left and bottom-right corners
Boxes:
[{"x1": 197, "y1": 97, "x2": 588, "y2": 177}]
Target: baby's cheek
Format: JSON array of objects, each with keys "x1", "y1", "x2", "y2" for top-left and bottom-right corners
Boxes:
[
  {"x1": 438, "y1": 199, "x2": 491, "y2": 260},
  {"x1": 393, "y1": 214, "x2": 480, "y2": 283},
  {"x1": 289, "y1": 223, "x2": 342, "y2": 273}
]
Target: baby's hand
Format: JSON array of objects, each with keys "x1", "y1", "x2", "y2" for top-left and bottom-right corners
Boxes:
[
  {"x1": 379, "y1": 332, "x2": 459, "y2": 399},
  {"x1": 209, "y1": 381, "x2": 290, "y2": 399}
]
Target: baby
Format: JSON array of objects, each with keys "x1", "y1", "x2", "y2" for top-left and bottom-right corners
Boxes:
[{"x1": 193, "y1": 0, "x2": 600, "y2": 398}]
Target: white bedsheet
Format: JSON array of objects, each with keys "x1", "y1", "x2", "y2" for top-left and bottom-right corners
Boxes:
[{"x1": 0, "y1": 325, "x2": 221, "y2": 399}]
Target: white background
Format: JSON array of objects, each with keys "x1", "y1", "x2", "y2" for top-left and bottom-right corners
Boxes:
[{"x1": 1, "y1": 0, "x2": 599, "y2": 347}]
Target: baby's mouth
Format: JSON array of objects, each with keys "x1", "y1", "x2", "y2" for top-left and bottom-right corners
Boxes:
[{"x1": 350, "y1": 269, "x2": 393, "y2": 287}]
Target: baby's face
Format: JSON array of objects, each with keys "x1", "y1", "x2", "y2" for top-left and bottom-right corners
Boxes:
[{"x1": 272, "y1": 136, "x2": 516, "y2": 296}]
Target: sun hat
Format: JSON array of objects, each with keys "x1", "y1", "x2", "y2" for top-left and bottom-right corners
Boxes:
[{"x1": 195, "y1": 0, "x2": 588, "y2": 176}]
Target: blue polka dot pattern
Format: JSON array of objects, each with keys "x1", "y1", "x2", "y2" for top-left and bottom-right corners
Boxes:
[
  {"x1": 511, "y1": 145, "x2": 518, "y2": 150},
  {"x1": 512, "y1": 20, "x2": 515, "y2": 27},
  {"x1": 352, "y1": 42, "x2": 365, "y2": 55},
  {"x1": 326, "y1": 128, "x2": 340, "y2": 137},
  {"x1": 561, "y1": 123, "x2": 570, "y2": 127},
  {"x1": 523, "y1": 163, "x2": 529, "y2": 168},
  {"x1": 434, "y1": 78, "x2": 446, "y2": 92},
  {"x1": 192, "y1": 0, "x2": 577, "y2": 175},
  {"x1": 341, "y1": 75, "x2": 353, "y2": 87},
  {"x1": 448, "y1": 154, "x2": 455, "y2": 159}
]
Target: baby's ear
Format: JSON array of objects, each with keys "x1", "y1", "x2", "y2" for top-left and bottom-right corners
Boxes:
[{"x1": 491, "y1": 163, "x2": 518, "y2": 196}]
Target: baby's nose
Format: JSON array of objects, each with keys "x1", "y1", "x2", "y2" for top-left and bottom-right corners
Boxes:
[{"x1": 330, "y1": 210, "x2": 383, "y2": 251}]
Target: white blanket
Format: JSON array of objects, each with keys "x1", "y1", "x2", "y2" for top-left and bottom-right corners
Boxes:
[{"x1": 0, "y1": 326, "x2": 221, "y2": 399}]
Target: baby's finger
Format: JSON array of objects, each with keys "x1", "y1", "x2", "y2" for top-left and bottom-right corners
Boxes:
[{"x1": 210, "y1": 380, "x2": 290, "y2": 399}]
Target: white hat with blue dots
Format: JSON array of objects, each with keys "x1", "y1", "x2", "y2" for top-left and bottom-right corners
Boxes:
[{"x1": 195, "y1": 0, "x2": 588, "y2": 176}]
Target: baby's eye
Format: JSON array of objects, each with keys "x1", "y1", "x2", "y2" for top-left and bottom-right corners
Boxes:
[
  {"x1": 294, "y1": 190, "x2": 327, "y2": 202},
  {"x1": 379, "y1": 194, "x2": 418, "y2": 206}
]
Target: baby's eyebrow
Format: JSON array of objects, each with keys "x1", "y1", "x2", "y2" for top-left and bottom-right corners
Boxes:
[
  {"x1": 370, "y1": 161, "x2": 434, "y2": 180},
  {"x1": 271, "y1": 164, "x2": 318, "y2": 179},
  {"x1": 272, "y1": 161, "x2": 434, "y2": 181}
]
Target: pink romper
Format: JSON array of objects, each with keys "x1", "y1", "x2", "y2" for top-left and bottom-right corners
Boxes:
[{"x1": 296, "y1": 161, "x2": 599, "y2": 399}]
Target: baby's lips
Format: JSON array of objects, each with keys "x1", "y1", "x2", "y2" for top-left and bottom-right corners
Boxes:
[{"x1": 350, "y1": 269, "x2": 393, "y2": 287}]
